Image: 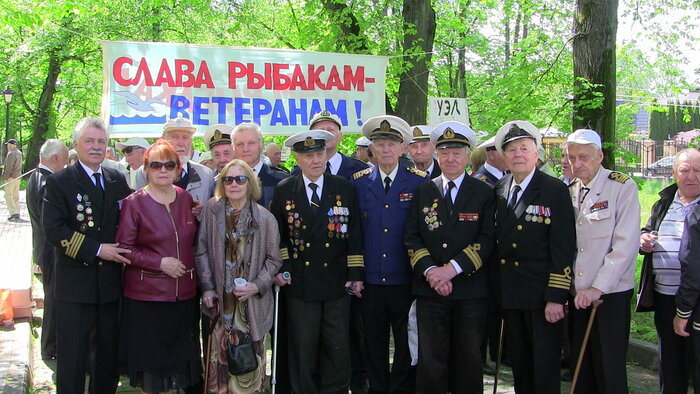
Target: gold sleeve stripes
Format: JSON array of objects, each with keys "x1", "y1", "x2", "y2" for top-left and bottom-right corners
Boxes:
[
  {"x1": 548, "y1": 267, "x2": 572, "y2": 290},
  {"x1": 347, "y1": 255, "x2": 364, "y2": 268},
  {"x1": 280, "y1": 247, "x2": 289, "y2": 260},
  {"x1": 60, "y1": 231, "x2": 85, "y2": 260},
  {"x1": 462, "y1": 244, "x2": 482, "y2": 271},
  {"x1": 409, "y1": 248, "x2": 430, "y2": 268}
]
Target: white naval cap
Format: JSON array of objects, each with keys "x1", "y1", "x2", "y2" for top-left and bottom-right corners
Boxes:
[
  {"x1": 284, "y1": 130, "x2": 335, "y2": 153},
  {"x1": 430, "y1": 121, "x2": 477, "y2": 149},
  {"x1": 567, "y1": 129, "x2": 602, "y2": 148},
  {"x1": 494, "y1": 120, "x2": 541, "y2": 154}
]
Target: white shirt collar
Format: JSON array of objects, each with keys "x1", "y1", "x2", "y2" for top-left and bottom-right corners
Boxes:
[
  {"x1": 252, "y1": 160, "x2": 264, "y2": 174},
  {"x1": 38, "y1": 163, "x2": 53, "y2": 173},
  {"x1": 327, "y1": 152, "x2": 343, "y2": 175},
  {"x1": 484, "y1": 162, "x2": 504, "y2": 180},
  {"x1": 378, "y1": 164, "x2": 399, "y2": 184},
  {"x1": 302, "y1": 173, "x2": 324, "y2": 203},
  {"x1": 510, "y1": 167, "x2": 536, "y2": 195},
  {"x1": 78, "y1": 160, "x2": 104, "y2": 187},
  {"x1": 426, "y1": 161, "x2": 435, "y2": 177},
  {"x1": 441, "y1": 171, "x2": 466, "y2": 191}
]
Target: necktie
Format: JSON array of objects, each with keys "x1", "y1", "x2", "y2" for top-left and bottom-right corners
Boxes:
[
  {"x1": 93, "y1": 173, "x2": 104, "y2": 195},
  {"x1": 579, "y1": 187, "x2": 590, "y2": 208},
  {"x1": 384, "y1": 176, "x2": 391, "y2": 194},
  {"x1": 309, "y1": 183, "x2": 321, "y2": 215},
  {"x1": 325, "y1": 162, "x2": 332, "y2": 175},
  {"x1": 444, "y1": 181, "x2": 455, "y2": 214},
  {"x1": 508, "y1": 185, "x2": 521, "y2": 208}
]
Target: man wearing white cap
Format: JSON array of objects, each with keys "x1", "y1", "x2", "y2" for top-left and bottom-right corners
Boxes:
[
  {"x1": 352, "y1": 115, "x2": 429, "y2": 393},
  {"x1": 473, "y1": 135, "x2": 507, "y2": 187},
  {"x1": 566, "y1": 128, "x2": 639, "y2": 393},
  {"x1": 494, "y1": 120, "x2": 576, "y2": 393},
  {"x1": 407, "y1": 125, "x2": 441, "y2": 178},
  {"x1": 354, "y1": 136, "x2": 371, "y2": 164},
  {"x1": 306, "y1": 110, "x2": 368, "y2": 179},
  {"x1": 270, "y1": 130, "x2": 364, "y2": 393},
  {"x1": 135, "y1": 116, "x2": 213, "y2": 206},
  {"x1": 115, "y1": 137, "x2": 150, "y2": 189},
  {"x1": 406, "y1": 120, "x2": 496, "y2": 393},
  {"x1": 202, "y1": 123, "x2": 234, "y2": 173}
]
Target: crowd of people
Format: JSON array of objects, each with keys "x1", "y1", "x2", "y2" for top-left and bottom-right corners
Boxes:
[{"x1": 11, "y1": 108, "x2": 700, "y2": 394}]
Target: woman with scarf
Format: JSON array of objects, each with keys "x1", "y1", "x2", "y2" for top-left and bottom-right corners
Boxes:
[{"x1": 196, "y1": 159, "x2": 282, "y2": 393}]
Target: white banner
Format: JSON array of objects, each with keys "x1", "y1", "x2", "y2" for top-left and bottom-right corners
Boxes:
[
  {"x1": 101, "y1": 41, "x2": 389, "y2": 137},
  {"x1": 428, "y1": 97, "x2": 470, "y2": 126}
]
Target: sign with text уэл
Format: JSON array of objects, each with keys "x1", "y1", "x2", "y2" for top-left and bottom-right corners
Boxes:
[
  {"x1": 101, "y1": 41, "x2": 389, "y2": 137},
  {"x1": 428, "y1": 97, "x2": 470, "y2": 126}
]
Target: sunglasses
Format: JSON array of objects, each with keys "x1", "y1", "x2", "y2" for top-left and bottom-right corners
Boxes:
[
  {"x1": 147, "y1": 161, "x2": 178, "y2": 171},
  {"x1": 122, "y1": 146, "x2": 136, "y2": 154},
  {"x1": 222, "y1": 175, "x2": 249, "y2": 185}
]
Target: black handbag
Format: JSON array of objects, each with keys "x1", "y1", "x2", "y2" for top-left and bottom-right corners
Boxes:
[{"x1": 225, "y1": 330, "x2": 258, "y2": 376}]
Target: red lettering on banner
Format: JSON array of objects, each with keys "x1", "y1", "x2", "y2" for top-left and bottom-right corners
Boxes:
[
  {"x1": 273, "y1": 63, "x2": 290, "y2": 90},
  {"x1": 225, "y1": 63, "x2": 373, "y2": 91},
  {"x1": 228, "y1": 62, "x2": 247, "y2": 89},
  {"x1": 154, "y1": 59, "x2": 175, "y2": 86},
  {"x1": 307, "y1": 65, "x2": 325, "y2": 90},
  {"x1": 289, "y1": 65, "x2": 307, "y2": 90},
  {"x1": 175, "y1": 59, "x2": 195, "y2": 87},
  {"x1": 249, "y1": 63, "x2": 265, "y2": 89},
  {"x1": 195, "y1": 62, "x2": 214, "y2": 88},
  {"x1": 325, "y1": 66, "x2": 344, "y2": 90},
  {"x1": 344, "y1": 65, "x2": 365, "y2": 91},
  {"x1": 113, "y1": 57, "x2": 214, "y2": 88}
]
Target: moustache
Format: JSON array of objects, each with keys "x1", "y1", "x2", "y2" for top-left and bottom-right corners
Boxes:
[{"x1": 88, "y1": 150, "x2": 104, "y2": 155}]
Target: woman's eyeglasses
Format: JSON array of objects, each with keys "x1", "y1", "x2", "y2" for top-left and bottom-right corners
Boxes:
[
  {"x1": 222, "y1": 175, "x2": 249, "y2": 185},
  {"x1": 147, "y1": 161, "x2": 178, "y2": 171}
]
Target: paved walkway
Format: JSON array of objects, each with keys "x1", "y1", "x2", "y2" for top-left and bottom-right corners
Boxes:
[{"x1": 0, "y1": 186, "x2": 669, "y2": 393}]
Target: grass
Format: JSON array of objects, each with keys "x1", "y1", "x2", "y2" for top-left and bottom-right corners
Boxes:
[{"x1": 630, "y1": 178, "x2": 673, "y2": 344}]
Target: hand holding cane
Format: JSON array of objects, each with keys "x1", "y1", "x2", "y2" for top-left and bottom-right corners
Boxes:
[{"x1": 570, "y1": 299, "x2": 603, "y2": 394}]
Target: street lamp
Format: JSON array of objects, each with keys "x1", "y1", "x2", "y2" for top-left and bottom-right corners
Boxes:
[{"x1": 1, "y1": 86, "x2": 12, "y2": 166}]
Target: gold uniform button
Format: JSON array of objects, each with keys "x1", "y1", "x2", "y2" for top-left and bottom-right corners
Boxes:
[
  {"x1": 517, "y1": 225, "x2": 523, "y2": 230},
  {"x1": 303, "y1": 225, "x2": 307, "y2": 229},
  {"x1": 578, "y1": 222, "x2": 583, "y2": 226},
  {"x1": 306, "y1": 243, "x2": 311, "y2": 247},
  {"x1": 442, "y1": 243, "x2": 448, "y2": 248},
  {"x1": 382, "y1": 253, "x2": 387, "y2": 258},
  {"x1": 384, "y1": 204, "x2": 389, "y2": 208},
  {"x1": 578, "y1": 272, "x2": 583, "y2": 276},
  {"x1": 382, "y1": 278, "x2": 387, "y2": 282},
  {"x1": 579, "y1": 248, "x2": 584, "y2": 252},
  {"x1": 500, "y1": 259, "x2": 506, "y2": 264},
  {"x1": 99, "y1": 261, "x2": 103, "y2": 266},
  {"x1": 512, "y1": 243, "x2": 517, "y2": 248},
  {"x1": 514, "y1": 261, "x2": 519, "y2": 267},
  {"x1": 305, "y1": 261, "x2": 310, "y2": 266},
  {"x1": 384, "y1": 228, "x2": 389, "y2": 233},
  {"x1": 325, "y1": 243, "x2": 330, "y2": 247},
  {"x1": 323, "y1": 263, "x2": 328, "y2": 267}
]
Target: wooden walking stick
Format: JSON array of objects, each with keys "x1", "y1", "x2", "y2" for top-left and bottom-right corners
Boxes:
[
  {"x1": 203, "y1": 300, "x2": 220, "y2": 394},
  {"x1": 569, "y1": 299, "x2": 603, "y2": 394},
  {"x1": 492, "y1": 318, "x2": 505, "y2": 394},
  {"x1": 271, "y1": 284, "x2": 281, "y2": 394}
]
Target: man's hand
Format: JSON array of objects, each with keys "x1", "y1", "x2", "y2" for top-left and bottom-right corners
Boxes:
[
  {"x1": 234, "y1": 282, "x2": 260, "y2": 301},
  {"x1": 160, "y1": 256, "x2": 186, "y2": 278},
  {"x1": 574, "y1": 288, "x2": 604, "y2": 309},
  {"x1": 202, "y1": 290, "x2": 217, "y2": 308},
  {"x1": 640, "y1": 232, "x2": 658, "y2": 253},
  {"x1": 98, "y1": 243, "x2": 131, "y2": 264},
  {"x1": 435, "y1": 280, "x2": 453, "y2": 297},
  {"x1": 426, "y1": 264, "x2": 458, "y2": 290},
  {"x1": 545, "y1": 302, "x2": 566, "y2": 323},
  {"x1": 674, "y1": 316, "x2": 690, "y2": 337},
  {"x1": 274, "y1": 273, "x2": 291, "y2": 287},
  {"x1": 192, "y1": 199, "x2": 203, "y2": 216},
  {"x1": 345, "y1": 281, "x2": 364, "y2": 298}
]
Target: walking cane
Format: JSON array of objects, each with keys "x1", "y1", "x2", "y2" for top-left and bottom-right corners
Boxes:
[
  {"x1": 203, "y1": 300, "x2": 220, "y2": 394},
  {"x1": 271, "y1": 284, "x2": 281, "y2": 394},
  {"x1": 492, "y1": 318, "x2": 505, "y2": 394},
  {"x1": 569, "y1": 299, "x2": 603, "y2": 394}
]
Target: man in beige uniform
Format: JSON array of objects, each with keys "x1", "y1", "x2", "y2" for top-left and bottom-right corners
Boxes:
[
  {"x1": 3, "y1": 139, "x2": 22, "y2": 221},
  {"x1": 566, "y1": 129, "x2": 640, "y2": 393}
]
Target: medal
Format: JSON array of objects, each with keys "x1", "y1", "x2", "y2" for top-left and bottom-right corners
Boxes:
[
  {"x1": 285, "y1": 204, "x2": 291, "y2": 210},
  {"x1": 83, "y1": 194, "x2": 90, "y2": 202},
  {"x1": 336, "y1": 201, "x2": 342, "y2": 206},
  {"x1": 76, "y1": 213, "x2": 85, "y2": 221},
  {"x1": 537, "y1": 216, "x2": 543, "y2": 223},
  {"x1": 288, "y1": 216, "x2": 294, "y2": 224},
  {"x1": 545, "y1": 217, "x2": 551, "y2": 225},
  {"x1": 76, "y1": 193, "x2": 82, "y2": 202},
  {"x1": 85, "y1": 207, "x2": 93, "y2": 215},
  {"x1": 80, "y1": 223, "x2": 87, "y2": 231},
  {"x1": 525, "y1": 214, "x2": 531, "y2": 221},
  {"x1": 88, "y1": 221, "x2": 94, "y2": 227},
  {"x1": 77, "y1": 204, "x2": 84, "y2": 211}
]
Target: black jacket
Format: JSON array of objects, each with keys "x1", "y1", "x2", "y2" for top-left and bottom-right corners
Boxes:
[
  {"x1": 636, "y1": 183, "x2": 677, "y2": 312},
  {"x1": 258, "y1": 163, "x2": 288, "y2": 209},
  {"x1": 42, "y1": 163, "x2": 132, "y2": 304},
  {"x1": 270, "y1": 173, "x2": 364, "y2": 301},
  {"x1": 27, "y1": 167, "x2": 53, "y2": 269},
  {"x1": 677, "y1": 203, "x2": 700, "y2": 322},
  {"x1": 495, "y1": 169, "x2": 576, "y2": 309},
  {"x1": 405, "y1": 174, "x2": 495, "y2": 299}
]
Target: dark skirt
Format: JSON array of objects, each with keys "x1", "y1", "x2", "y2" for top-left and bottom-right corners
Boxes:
[{"x1": 119, "y1": 297, "x2": 202, "y2": 393}]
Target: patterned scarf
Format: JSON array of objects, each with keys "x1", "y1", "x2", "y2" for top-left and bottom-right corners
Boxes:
[{"x1": 222, "y1": 199, "x2": 253, "y2": 330}]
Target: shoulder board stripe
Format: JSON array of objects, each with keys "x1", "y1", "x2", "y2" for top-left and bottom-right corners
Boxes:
[
  {"x1": 608, "y1": 171, "x2": 631, "y2": 183},
  {"x1": 407, "y1": 167, "x2": 428, "y2": 178},
  {"x1": 352, "y1": 168, "x2": 372, "y2": 180}
]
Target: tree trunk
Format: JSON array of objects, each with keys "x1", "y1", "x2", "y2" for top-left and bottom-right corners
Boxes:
[
  {"x1": 572, "y1": 0, "x2": 619, "y2": 169},
  {"x1": 24, "y1": 51, "x2": 63, "y2": 171},
  {"x1": 395, "y1": 0, "x2": 436, "y2": 125}
]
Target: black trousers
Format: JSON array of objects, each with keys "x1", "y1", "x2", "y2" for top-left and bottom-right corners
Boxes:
[
  {"x1": 55, "y1": 300, "x2": 119, "y2": 394},
  {"x1": 287, "y1": 296, "x2": 351, "y2": 394},
  {"x1": 272, "y1": 291, "x2": 292, "y2": 393},
  {"x1": 503, "y1": 308, "x2": 562, "y2": 394},
  {"x1": 361, "y1": 284, "x2": 414, "y2": 393},
  {"x1": 350, "y1": 295, "x2": 369, "y2": 390},
  {"x1": 569, "y1": 290, "x2": 632, "y2": 394},
  {"x1": 416, "y1": 296, "x2": 487, "y2": 394},
  {"x1": 654, "y1": 291, "x2": 694, "y2": 394},
  {"x1": 40, "y1": 261, "x2": 57, "y2": 359}
]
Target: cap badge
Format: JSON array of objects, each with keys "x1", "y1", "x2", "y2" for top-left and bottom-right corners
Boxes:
[
  {"x1": 304, "y1": 137, "x2": 315, "y2": 146},
  {"x1": 413, "y1": 127, "x2": 423, "y2": 138},
  {"x1": 319, "y1": 110, "x2": 331, "y2": 117},
  {"x1": 213, "y1": 129, "x2": 222, "y2": 140},
  {"x1": 443, "y1": 128, "x2": 455, "y2": 139},
  {"x1": 379, "y1": 120, "x2": 391, "y2": 133}
]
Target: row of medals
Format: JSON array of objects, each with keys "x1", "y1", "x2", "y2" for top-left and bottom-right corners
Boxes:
[
  {"x1": 76, "y1": 193, "x2": 95, "y2": 230},
  {"x1": 525, "y1": 205, "x2": 552, "y2": 224},
  {"x1": 285, "y1": 201, "x2": 305, "y2": 259},
  {"x1": 328, "y1": 204, "x2": 349, "y2": 239},
  {"x1": 422, "y1": 200, "x2": 441, "y2": 230}
]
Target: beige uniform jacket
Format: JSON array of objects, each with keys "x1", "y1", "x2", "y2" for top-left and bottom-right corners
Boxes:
[{"x1": 569, "y1": 168, "x2": 640, "y2": 294}]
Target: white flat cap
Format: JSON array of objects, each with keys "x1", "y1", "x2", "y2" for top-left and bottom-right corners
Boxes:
[
  {"x1": 567, "y1": 129, "x2": 602, "y2": 148},
  {"x1": 162, "y1": 116, "x2": 196, "y2": 135},
  {"x1": 115, "y1": 137, "x2": 150, "y2": 151}
]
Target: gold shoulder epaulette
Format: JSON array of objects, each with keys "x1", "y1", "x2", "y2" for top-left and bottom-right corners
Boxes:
[
  {"x1": 407, "y1": 167, "x2": 428, "y2": 177},
  {"x1": 352, "y1": 168, "x2": 372, "y2": 180},
  {"x1": 608, "y1": 171, "x2": 630, "y2": 184}
]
